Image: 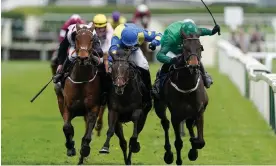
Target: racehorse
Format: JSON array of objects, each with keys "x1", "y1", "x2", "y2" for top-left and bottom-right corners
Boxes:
[
  {"x1": 99, "y1": 49, "x2": 151, "y2": 165},
  {"x1": 51, "y1": 31, "x2": 104, "y2": 138},
  {"x1": 56, "y1": 24, "x2": 102, "y2": 165},
  {"x1": 153, "y1": 31, "x2": 209, "y2": 165}
]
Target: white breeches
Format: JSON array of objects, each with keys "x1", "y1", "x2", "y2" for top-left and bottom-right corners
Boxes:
[
  {"x1": 128, "y1": 48, "x2": 149, "y2": 70},
  {"x1": 68, "y1": 46, "x2": 77, "y2": 62}
]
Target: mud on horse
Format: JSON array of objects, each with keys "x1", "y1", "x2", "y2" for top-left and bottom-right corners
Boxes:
[
  {"x1": 153, "y1": 32, "x2": 209, "y2": 165},
  {"x1": 56, "y1": 24, "x2": 103, "y2": 165},
  {"x1": 99, "y1": 49, "x2": 151, "y2": 165}
]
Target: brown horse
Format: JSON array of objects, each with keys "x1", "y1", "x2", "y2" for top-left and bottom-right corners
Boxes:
[
  {"x1": 56, "y1": 24, "x2": 102, "y2": 165},
  {"x1": 153, "y1": 32, "x2": 208, "y2": 165},
  {"x1": 52, "y1": 30, "x2": 105, "y2": 138},
  {"x1": 99, "y1": 49, "x2": 151, "y2": 165}
]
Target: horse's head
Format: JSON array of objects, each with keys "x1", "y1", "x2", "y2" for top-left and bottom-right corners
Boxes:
[
  {"x1": 110, "y1": 49, "x2": 132, "y2": 95},
  {"x1": 178, "y1": 29, "x2": 203, "y2": 71},
  {"x1": 75, "y1": 24, "x2": 96, "y2": 65}
]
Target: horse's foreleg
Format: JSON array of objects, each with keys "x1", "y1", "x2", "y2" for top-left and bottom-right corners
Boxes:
[
  {"x1": 114, "y1": 122, "x2": 128, "y2": 164},
  {"x1": 78, "y1": 106, "x2": 99, "y2": 165},
  {"x1": 99, "y1": 109, "x2": 118, "y2": 154},
  {"x1": 62, "y1": 106, "x2": 76, "y2": 157},
  {"x1": 95, "y1": 105, "x2": 106, "y2": 136},
  {"x1": 186, "y1": 119, "x2": 198, "y2": 161},
  {"x1": 154, "y1": 99, "x2": 174, "y2": 164},
  {"x1": 195, "y1": 114, "x2": 205, "y2": 149},
  {"x1": 172, "y1": 119, "x2": 183, "y2": 165},
  {"x1": 126, "y1": 109, "x2": 143, "y2": 165}
]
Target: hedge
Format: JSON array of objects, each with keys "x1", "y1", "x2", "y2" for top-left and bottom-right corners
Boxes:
[{"x1": 2, "y1": 5, "x2": 276, "y2": 19}]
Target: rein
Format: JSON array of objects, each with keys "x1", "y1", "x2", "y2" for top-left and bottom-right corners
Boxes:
[
  {"x1": 168, "y1": 37, "x2": 201, "y2": 94},
  {"x1": 67, "y1": 27, "x2": 100, "y2": 84}
]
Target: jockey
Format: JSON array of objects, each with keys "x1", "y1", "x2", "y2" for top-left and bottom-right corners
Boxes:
[
  {"x1": 108, "y1": 11, "x2": 127, "y2": 29},
  {"x1": 152, "y1": 18, "x2": 220, "y2": 98},
  {"x1": 53, "y1": 23, "x2": 103, "y2": 84},
  {"x1": 89, "y1": 14, "x2": 114, "y2": 72},
  {"x1": 108, "y1": 23, "x2": 162, "y2": 107},
  {"x1": 51, "y1": 14, "x2": 86, "y2": 68},
  {"x1": 59, "y1": 14, "x2": 86, "y2": 43},
  {"x1": 132, "y1": 4, "x2": 151, "y2": 28}
]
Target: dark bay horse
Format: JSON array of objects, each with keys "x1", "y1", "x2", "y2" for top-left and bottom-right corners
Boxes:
[
  {"x1": 154, "y1": 32, "x2": 209, "y2": 165},
  {"x1": 56, "y1": 24, "x2": 102, "y2": 164},
  {"x1": 99, "y1": 49, "x2": 151, "y2": 165}
]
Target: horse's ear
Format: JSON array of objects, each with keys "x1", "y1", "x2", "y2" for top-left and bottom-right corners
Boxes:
[
  {"x1": 181, "y1": 30, "x2": 187, "y2": 39},
  {"x1": 76, "y1": 23, "x2": 81, "y2": 31}
]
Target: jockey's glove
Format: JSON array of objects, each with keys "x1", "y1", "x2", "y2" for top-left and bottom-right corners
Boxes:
[
  {"x1": 149, "y1": 40, "x2": 159, "y2": 50},
  {"x1": 212, "y1": 24, "x2": 220, "y2": 35}
]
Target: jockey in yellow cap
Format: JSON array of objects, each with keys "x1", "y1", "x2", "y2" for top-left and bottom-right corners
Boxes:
[{"x1": 88, "y1": 14, "x2": 114, "y2": 72}]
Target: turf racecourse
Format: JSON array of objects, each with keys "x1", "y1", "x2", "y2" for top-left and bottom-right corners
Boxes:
[{"x1": 2, "y1": 61, "x2": 276, "y2": 165}]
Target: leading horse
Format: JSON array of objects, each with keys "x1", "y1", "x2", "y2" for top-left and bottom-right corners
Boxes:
[
  {"x1": 99, "y1": 49, "x2": 151, "y2": 165},
  {"x1": 55, "y1": 24, "x2": 102, "y2": 164},
  {"x1": 153, "y1": 32, "x2": 209, "y2": 165}
]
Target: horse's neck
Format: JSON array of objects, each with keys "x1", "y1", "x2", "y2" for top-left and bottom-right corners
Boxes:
[
  {"x1": 70, "y1": 63, "x2": 95, "y2": 82},
  {"x1": 172, "y1": 69, "x2": 199, "y2": 90}
]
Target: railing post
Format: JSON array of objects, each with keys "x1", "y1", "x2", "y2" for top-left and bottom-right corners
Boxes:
[{"x1": 269, "y1": 87, "x2": 276, "y2": 133}]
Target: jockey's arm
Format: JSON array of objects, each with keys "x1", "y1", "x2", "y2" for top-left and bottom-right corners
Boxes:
[
  {"x1": 108, "y1": 36, "x2": 120, "y2": 59},
  {"x1": 143, "y1": 29, "x2": 162, "y2": 43},
  {"x1": 156, "y1": 35, "x2": 174, "y2": 64},
  {"x1": 198, "y1": 27, "x2": 213, "y2": 36},
  {"x1": 92, "y1": 35, "x2": 103, "y2": 58},
  {"x1": 57, "y1": 30, "x2": 70, "y2": 65}
]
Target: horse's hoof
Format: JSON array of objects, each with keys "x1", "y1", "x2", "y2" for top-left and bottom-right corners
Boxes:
[
  {"x1": 130, "y1": 141, "x2": 140, "y2": 153},
  {"x1": 78, "y1": 158, "x2": 84, "y2": 165},
  {"x1": 80, "y1": 145, "x2": 90, "y2": 157},
  {"x1": 164, "y1": 151, "x2": 174, "y2": 164},
  {"x1": 67, "y1": 148, "x2": 76, "y2": 157},
  {"x1": 176, "y1": 159, "x2": 182, "y2": 165},
  {"x1": 188, "y1": 148, "x2": 198, "y2": 161},
  {"x1": 125, "y1": 160, "x2": 131, "y2": 165},
  {"x1": 99, "y1": 147, "x2": 110, "y2": 154},
  {"x1": 190, "y1": 138, "x2": 205, "y2": 149}
]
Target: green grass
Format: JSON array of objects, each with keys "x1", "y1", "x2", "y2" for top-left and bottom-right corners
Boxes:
[{"x1": 2, "y1": 61, "x2": 276, "y2": 165}]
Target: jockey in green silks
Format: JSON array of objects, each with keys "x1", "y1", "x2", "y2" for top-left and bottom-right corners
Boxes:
[{"x1": 152, "y1": 18, "x2": 220, "y2": 98}]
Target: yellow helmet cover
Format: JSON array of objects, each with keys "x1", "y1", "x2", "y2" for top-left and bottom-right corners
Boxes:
[{"x1": 93, "y1": 14, "x2": 107, "y2": 28}]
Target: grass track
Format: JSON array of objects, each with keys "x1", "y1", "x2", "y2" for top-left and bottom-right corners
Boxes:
[{"x1": 2, "y1": 61, "x2": 276, "y2": 165}]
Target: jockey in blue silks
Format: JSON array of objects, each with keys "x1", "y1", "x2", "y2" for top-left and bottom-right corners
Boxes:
[{"x1": 108, "y1": 23, "x2": 162, "y2": 108}]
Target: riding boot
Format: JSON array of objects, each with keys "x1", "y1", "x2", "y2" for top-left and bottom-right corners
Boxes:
[
  {"x1": 152, "y1": 70, "x2": 161, "y2": 99},
  {"x1": 53, "y1": 58, "x2": 72, "y2": 84},
  {"x1": 152, "y1": 63, "x2": 170, "y2": 99},
  {"x1": 138, "y1": 67, "x2": 153, "y2": 109},
  {"x1": 199, "y1": 62, "x2": 213, "y2": 88}
]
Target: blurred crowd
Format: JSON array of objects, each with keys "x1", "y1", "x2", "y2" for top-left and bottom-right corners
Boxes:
[{"x1": 229, "y1": 25, "x2": 265, "y2": 53}]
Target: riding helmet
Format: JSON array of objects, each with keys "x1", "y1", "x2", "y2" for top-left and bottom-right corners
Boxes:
[
  {"x1": 93, "y1": 14, "x2": 107, "y2": 28},
  {"x1": 121, "y1": 27, "x2": 138, "y2": 46}
]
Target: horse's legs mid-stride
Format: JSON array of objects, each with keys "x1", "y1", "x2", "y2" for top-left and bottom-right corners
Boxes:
[
  {"x1": 114, "y1": 122, "x2": 128, "y2": 164},
  {"x1": 186, "y1": 111, "x2": 206, "y2": 161},
  {"x1": 78, "y1": 105, "x2": 100, "y2": 165},
  {"x1": 99, "y1": 110, "x2": 118, "y2": 154},
  {"x1": 125, "y1": 109, "x2": 143, "y2": 165},
  {"x1": 171, "y1": 116, "x2": 184, "y2": 165},
  {"x1": 95, "y1": 105, "x2": 106, "y2": 136},
  {"x1": 62, "y1": 106, "x2": 76, "y2": 157},
  {"x1": 154, "y1": 98, "x2": 174, "y2": 164}
]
